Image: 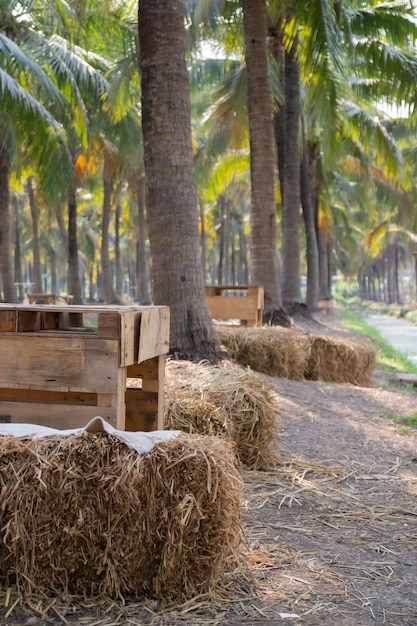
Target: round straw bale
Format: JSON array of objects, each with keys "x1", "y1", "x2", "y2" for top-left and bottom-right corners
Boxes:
[
  {"x1": 0, "y1": 431, "x2": 242, "y2": 600},
  {"x1": 165, "y1": 359, "x2": 281, "y2": 470},
  {"x1": 217, "y1": 326, "x2": 310, "y2": 379},
  {"x1": 304, "y1": 334, "x2": 376, "y2": 385}
]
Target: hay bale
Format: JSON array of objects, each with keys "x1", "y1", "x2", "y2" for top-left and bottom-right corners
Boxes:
[
  {"x1": 305, "y1": 335, "x2": 376, "y2": 385},
  {"x1": 165, "y1": 360, "x2": 281, "y2": 470},
  {"x1": 217, "y1": 325, "x2": 310, "y2": 379},
  {"x1": 218, "y1": 325, "x2": 376, "y2": 387},
  {"x1": 0, "y1": 431, "x2": 242, "y2": 600}
]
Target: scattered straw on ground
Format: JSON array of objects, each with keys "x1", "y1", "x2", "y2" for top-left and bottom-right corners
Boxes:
[
  {"x1": 0, "y1": 431, "x2": 242, "y2": 601},
  {"x1": 164, "y1": 359, "x2": 281, "y2": 470}
]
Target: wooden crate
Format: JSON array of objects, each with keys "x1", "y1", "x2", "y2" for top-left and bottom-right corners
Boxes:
[
  {"x1": 27, "y1": 294, "x2": 74, "y2": 305},
  {"x1": 0, "y1": 304, "x2": 170, "y2": 432},
  {"x1": 205, "y1": 285, "x2": 264, "y2": 326}
]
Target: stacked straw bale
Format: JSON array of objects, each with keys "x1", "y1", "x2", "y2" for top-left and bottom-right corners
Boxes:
[
  {"x1": 164, "y1": 360, "x2": 281, "y2": 470},
  {"x1": 217, "y1": 326, "x2": 310, "y2": 379},
  {"x1": 305, "y1": 334, "x2": 376, "y2": 385},
  {"x1": 0, "y1": 431, "x2": 242, "y2": 600},
  {"x1": 217, "y1": 325, "x2": 376, "y2": 386}
]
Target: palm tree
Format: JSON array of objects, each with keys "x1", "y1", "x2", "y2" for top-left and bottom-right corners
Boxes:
[
  {"x1": 241, "y1": 0, "x2": 291, "y2": 324},
  {"x1": 138, "y1": 0, "x2": 223, "y2": 361},
  {"x1": 0, "y1": 0, "x2": 82, "y2": 303}
]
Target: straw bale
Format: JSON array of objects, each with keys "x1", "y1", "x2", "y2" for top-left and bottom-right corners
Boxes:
[
  {"x1": 217, "y1": 325, "x2": 376, "y2": 387},
  {"x1": 0, "y1": 431, "x2": 242, "y2": 600},
  {"x1": 165, "y1": 360, "x2": 281, "y2": 470},
  {"x1": 305, "y1": 334, "x2": 376, "y2": 385},
  {"x1": 217, "y1": 326, "x2": 310, "y2": 379}
]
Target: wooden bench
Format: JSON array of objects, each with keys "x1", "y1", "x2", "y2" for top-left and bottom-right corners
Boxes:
[
  {"x1": 205, "y1": 285, "x2": 264, "y2": 326},
  {"x1": 396, "y1": 373, "x2": 417, "y2": 387},
  {"x1": 27, "y1": 294, "x2": 74, "y2": 305},
  {"x1": 0, "y1": 304, "x2": 170, "y2": 432}
]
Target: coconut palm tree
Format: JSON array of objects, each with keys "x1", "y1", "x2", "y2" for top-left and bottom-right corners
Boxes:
[{"x1": 138, "y1": 0, "x2": 223, "y2": 361}]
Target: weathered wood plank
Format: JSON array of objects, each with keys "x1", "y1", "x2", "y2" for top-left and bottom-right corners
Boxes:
[
  {"x1": 205, "y1": 285, "x2": 264, "y2": 326},
  {"x1": 137, "y1": 307, "x2": 170, "y2": 363},
  {"x1": 396, "y1": 373, "x2": 417, "y2": 386},
  {"x1": 0, "y1": 336, "x2": 119, "y2": 393},
  {"x1": 0, "y1": 310, "x2": 16, "y2": 332},
  {"x1": 0, "y1": 402, "x2": 117, "y2": 429}
]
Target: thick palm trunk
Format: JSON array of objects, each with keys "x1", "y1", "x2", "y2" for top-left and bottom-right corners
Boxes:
[
  {"x1": 0, "y1": 144, "x2": 16, "y2": 302},
  {"x1": 27, "y1": 176, "x2": 43, "y2": 293},
  {"x1": 139, "y1": 0, "x2": 222, "y2": 361},
  {"x1": 242, "y1": 0, "x2": 290, "y2": 325},
  {"x1": 281, "y1": 38, "x2": 302, "y2": 304}
]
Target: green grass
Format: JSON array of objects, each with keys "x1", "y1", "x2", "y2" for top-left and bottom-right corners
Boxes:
[
  {"x1": 337, "y1": 306, "x2": 417, "y2": 375},
  {"x1": 381, "y1": 412, "x2": 417, "y2": 435},
  {"x1": 382, "y1": 412, "x2": 417, "y2": 425}
]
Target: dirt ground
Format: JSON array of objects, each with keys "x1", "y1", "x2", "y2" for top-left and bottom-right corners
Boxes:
[
  {"x1": 240, "y1": 312, "x2": 417, "y2": 626},
  {"x1": 2, "y1": 311, "x2": 417, "y2": 626}
]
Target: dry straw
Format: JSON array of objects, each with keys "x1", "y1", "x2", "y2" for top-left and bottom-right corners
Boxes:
[
  {"x1": 217, "y1": 326, "x2": 376, "y2": 386},
  {"x1": 0, "y1": 431, "x2": 242, "y2": 600},
  {"x1": 164, "y1": 360, "x2": 281, "y2": 470},
  {"x1": 217, "y1": 326, "x2": 310, "y2": 379},
  {"x1": 305, "y1": 334, "x2": 376, "y2": 385}
]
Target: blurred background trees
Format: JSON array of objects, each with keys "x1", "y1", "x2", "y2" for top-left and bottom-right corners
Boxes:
[{"x1": 1, "y1": 0, "x2": 417, "y2": 318}]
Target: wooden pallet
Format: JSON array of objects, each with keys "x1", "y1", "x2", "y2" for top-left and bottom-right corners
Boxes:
[
  {"x1": 205, "y1": 285, "x2": 264, "y2": 326},
  {"x1": 0, "y1": 304, "x2": 170, "y2": 432}
]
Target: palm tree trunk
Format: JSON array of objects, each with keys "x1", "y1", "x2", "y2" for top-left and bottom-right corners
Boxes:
[
  {"x1": 0, "y1": 143, "x2": 16, "y2": 302},
  {"x1": 101, "y1": 152, "x2": 121, "y2": 304},
  {"x1": 13, "y1": 214, "x2": 24, "y2": 302},
  {"x1": 242, "y1": 0, "x2": 290, "y2": 325},
  {"x1": 67, "y1": 184, "x2": 83, "y2": 304},
  {"x1": 199, "y1": 202, "x2": 207, "y2": 283},
  {"x1": 27, "y1": 176, "x2": 43, "y2": 293},
  {"x1": 300, "y1": 124, "x2": 319, "y2": 310},
  {"x1": 139, "y1": 0, "x2": 222, "y2": 361},
  {"x1": 115, "y1": 201, "x2": 123, "y2": 298},
  {"x1": 281, "y1": 38, "x2": 302, "y2": 304},
  {"x1": 131, "y1": 172, "x2": 152, "y2": 304}
]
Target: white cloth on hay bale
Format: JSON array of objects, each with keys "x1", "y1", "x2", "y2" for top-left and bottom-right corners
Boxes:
[{"x1": 0, "y1": 416, "x2": 180, "y2": 453}]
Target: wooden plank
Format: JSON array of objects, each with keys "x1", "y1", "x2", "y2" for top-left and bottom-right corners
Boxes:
[
  {"x1": 125, "y1": 389, "x2": 159, "y2": 432},
  {"x1": 248, "y1": 285, "x2": 264, "y2": 308},
  {"x1": 0, "y1": 336, "x2": 120, "y2": 394},
  {"x1": 98, "y1": 312, "x2": 120, "y2": 339},
  {"x1": 206, "y1": 295, "x2": 261, "y2": 321},
  {"x1": 0, "y1": 310, "x2": 16, "y2": 332},
  {"x1": 113, "y1": 367, "x2": 126, "y2": 430},
  {"x1": 0, "y1": 388, "x2": 98, "y2": 405},
  {"x1": 127, "y1": 356, "x2": 159, "y2": 379},
  {"x1": 126, "y1": 355, "x2": 165, "y2": 430},
  {"x1": 396, "y1": 373, "x2": 417, "y2": 386},
  {"x1": 120, "y1": 310, "x2": 140, "y2": 367},
  {"x1": 18, "y1": 311, "x2": 40, "y2": 331},
  {"x1": 137, "y1": 306, "x2": 170, "y2": 363},
  {"x1": 0, "y1": 401, "x2": 118, "y2": 430},
  {"x1": 41, "y1": 312, "x2": 60, "y2": 330}
]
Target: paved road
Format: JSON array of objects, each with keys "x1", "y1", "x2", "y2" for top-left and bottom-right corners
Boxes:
[{"x1": 361, "y1": 312, "x2": 417, "y2": 365}]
